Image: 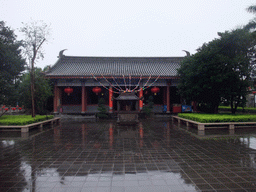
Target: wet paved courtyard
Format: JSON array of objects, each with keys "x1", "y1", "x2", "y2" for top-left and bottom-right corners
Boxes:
[{"x1": 1, "y1": 118, "x2": 256, "y2": 192}]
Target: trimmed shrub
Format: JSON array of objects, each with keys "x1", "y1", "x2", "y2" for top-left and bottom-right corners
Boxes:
[
  {"x1": 0, "y1": 115, "x2": 54, "y2": 125},
  {"x1": 178, "y1": 113, "x2": 256, "y2": 123}
]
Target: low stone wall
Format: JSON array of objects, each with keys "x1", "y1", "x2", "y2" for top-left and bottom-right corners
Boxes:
[
  {"x1": 172, "y1": 116, "x2": 256, "y2": 131},
  {"x1": 1, "y1": 105, "x2": 25, "y2": 115}
]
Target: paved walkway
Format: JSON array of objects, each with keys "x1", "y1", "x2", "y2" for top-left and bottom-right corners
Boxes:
[{"x1": 0, "y1": 119, "x2": 256, "y2": 191}]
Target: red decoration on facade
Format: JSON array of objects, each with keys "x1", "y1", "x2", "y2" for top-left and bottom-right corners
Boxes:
[
  {"x1": 151, "y1": 86, "x2": 160, "y2": 95},
  {"x1": 92, "y1": 87, "x2": 101, "y2": 95},
  {"x1": 253, "y1": 91, "x2": 256, "y2": 94},
  {"x1": 5, "y1": 108, "x2": 8, "y2": 111},
  {"x1": 12, "y1": 108, "x2": 16, "y2": 111},
  {"x1": 19, "y1": 107, "x2": 22, "y2": 110},
  {"x1": 2, "y1": 105, "x2": 5, "y2": 108},
  {"x1": 64, "y1": 87, "x2": 73, "y2": 95}
]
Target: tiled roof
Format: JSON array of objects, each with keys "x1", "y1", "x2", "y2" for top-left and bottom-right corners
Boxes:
[
  {"x1": 114, "y1": 92, "x2": 140, "y2": 100},
  {"x1": 45, "y1": 56, "x2": 183, "y2": 78}
]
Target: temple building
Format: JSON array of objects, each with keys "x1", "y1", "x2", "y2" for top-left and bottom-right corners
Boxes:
[{"x1": 45, "y1": 50, "x2": 183, "y2": 114}]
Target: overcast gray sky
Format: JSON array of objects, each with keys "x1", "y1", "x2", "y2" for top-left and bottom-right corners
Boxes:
[{"x1": 1, "y1": 0, "x2": 256, "y2": 69}]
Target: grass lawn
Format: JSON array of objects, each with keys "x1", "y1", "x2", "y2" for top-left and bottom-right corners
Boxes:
[
  {"x1": 178, "y1": 113, "x2": 256, "y2": 123},
  {"x1": 218, "y1": 106, "x2": 256, "y2": 111},
  {"x1": 0, "y1": 115, "x2": 54, "y2": 125}
]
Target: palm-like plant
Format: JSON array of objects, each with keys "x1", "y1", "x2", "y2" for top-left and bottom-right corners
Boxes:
[
  {"x1": 245, "y1": 5, "x2": 256, "y2": 30},
  {"x1": 247, "y1": 5, "x2": 256, "y2": 14}
]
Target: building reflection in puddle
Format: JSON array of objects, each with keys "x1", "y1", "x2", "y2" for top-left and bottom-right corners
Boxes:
[
  {"x1": 138, "y1": 122, "x2": 143, "y2": 148},
  {"x1": 2, "y1": 119, "x2": 256, "y2": 191},
  {"x1": 109, "y1": 123, "x2": 113, "y2": 149}
]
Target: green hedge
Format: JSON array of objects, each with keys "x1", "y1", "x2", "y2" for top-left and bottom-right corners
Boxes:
[
  {"x1": 0, "y1": 115, "x2": 54, "y2": 125},
  {"x1": 178, "y1": 113, "x2": 256, "y2": 123}
]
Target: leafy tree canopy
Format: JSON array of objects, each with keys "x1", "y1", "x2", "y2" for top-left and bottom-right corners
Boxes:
[
  {"x1": 0, "y1": 21, "x2": 26, "y2": 105},
  {"x1": 20, "y1": 20, "x2": 51, "y2": 117},
  {"x1": 18, "y1": 68, "x2": 53, "y2": 114},
  {"x1": 178, "y1": 27, "x2": 256, "y2": 113}
]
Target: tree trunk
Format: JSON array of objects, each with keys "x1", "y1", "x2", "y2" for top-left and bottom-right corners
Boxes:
[
  {"x1": 31, "y1": 52, "x2": 36, "y2": 118},
  {"x1": 233, "y1": 98, "x2": 240, "y2": 114},
  {"x1": 230, "y1": 96, "x2": 234, "y2": 114},
  {"x1": 31, "y1": 68, "x2": 35, "y2": 117}
]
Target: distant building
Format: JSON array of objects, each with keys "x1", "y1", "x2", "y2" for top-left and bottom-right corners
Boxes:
[{"x1": 45, "y1": 50, "x2": 183, "y2": 114}]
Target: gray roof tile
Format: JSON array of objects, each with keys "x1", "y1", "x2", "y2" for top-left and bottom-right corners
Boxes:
[{"x1": 45, "y1": 56, "x2": 183, "y2": 78}]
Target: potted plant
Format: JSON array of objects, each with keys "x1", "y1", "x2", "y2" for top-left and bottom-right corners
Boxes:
[
  {"x1": 97, "y1": 98, "x2": 108, "y2": 119},
  {"x1": 142, "y1": 95, "x2": 154, "y2": 117}
]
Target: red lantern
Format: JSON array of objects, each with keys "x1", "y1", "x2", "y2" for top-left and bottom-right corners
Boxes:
[
  {"x1": 92, "y1": 87, "x2": 101, "y2": 95},
  {"x1": 19, "y1": 107, "x2": 22, "y2": 110},
  {"x1": 151, "y1": 86, "x2": 160, "y2": 95},
  {"x1": 64, "y1": 87, "x2": 73, "y2": 96},
  {"x1": 2, "y1": 105, "x2": 5, "y2": 108},
  {"x1": 12, "y1": 108, "x2": 16, "y2": 111},
  {"x1": 5, "y1": 108, "x2": 8, "y2": 111}
]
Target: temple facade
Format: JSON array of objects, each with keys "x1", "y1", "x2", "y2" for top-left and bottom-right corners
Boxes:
[{"x1": 45, "y1": 51, "x2": 183, "y2": 114}]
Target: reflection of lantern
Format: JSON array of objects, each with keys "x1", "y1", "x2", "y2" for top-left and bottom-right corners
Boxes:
[
  {"x1": 64, "y1": 87, "x2": 73, "y2": 95},
  {"x1": 92, "y1": 87, "x2": 101, "y2": 95},
  {"x1": 151, "y1": 86, "x2": 160, "y2": 95}
]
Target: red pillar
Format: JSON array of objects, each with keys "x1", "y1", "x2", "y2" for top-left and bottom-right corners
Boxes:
[
  {"x1": 81, "y1": 85, "x2": 87, "y2": 113},
  {"x1": 54, "y1": 84, "x2": 58, "y2": 113},
  {"x1": 167, "y1": 84, "x2": 170, "y2": 113},
  {"x1": 163, "y1": 87, "x2": 167, "y2": 105},
  {"x1": 109, "y1": 87, "x2": 113, "y2": 113},
  {"x1": 139, "y1": 88, "x2": 143, "y2": 111}
]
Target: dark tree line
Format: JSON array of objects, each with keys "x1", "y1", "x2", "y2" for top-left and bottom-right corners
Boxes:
[
  {"x1": 178, "y1": 5, "x2": 256, "y2": 114},
  {"x1": 0, "y1": 21, "x2": 26, "y2": 106}
]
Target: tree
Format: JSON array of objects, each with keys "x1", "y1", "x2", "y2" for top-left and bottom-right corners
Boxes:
[
  {"x1": 20, "y1": 20, "x2": 50, "y2": 117},
  {"x1": 142, "y1": 95, "x2": 154, "y2": 117},
  {"x1": 178, "y1": 28, "x2": 255, "y2": 114},
  {"x1": 0, "y1": 21, "x2": 26, "y2": 105},
  {"x1": 97, "y1": 98, "x2": 108, "y2": 118},
  {"x1": 18, "y1": 68, "x2": 53, "y2": 114},
  {"x1": 247, "y1": 5, "x2": 256, "y2": 14}
]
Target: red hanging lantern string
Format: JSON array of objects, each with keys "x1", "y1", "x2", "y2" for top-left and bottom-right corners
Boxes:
[
  {"x1": 64, "y1": 87, "x2": 73, "y2": 96},
  {"x1": 92, "y1": 87, "x2": 102, "y2": 95},
  {"x1": 151, "y1": 86, "x2": 160, "y2": 95}
]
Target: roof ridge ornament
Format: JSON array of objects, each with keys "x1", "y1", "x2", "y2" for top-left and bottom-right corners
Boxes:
[
  {"x1": 182, "y1": 50, "x2": 190, "y2": 56},
  {"x1": 58, "y1": 49, "x2": 67, "y2": 58}
]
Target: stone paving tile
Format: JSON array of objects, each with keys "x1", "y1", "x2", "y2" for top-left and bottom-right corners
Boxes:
[{"x1": 1, "y1": 119, "x2": 256, "y2": 192}]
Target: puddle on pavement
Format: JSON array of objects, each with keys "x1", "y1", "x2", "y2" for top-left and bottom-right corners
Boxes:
[{"x1": 1, "y1": 119, "x2": 256, "y2": 191}]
